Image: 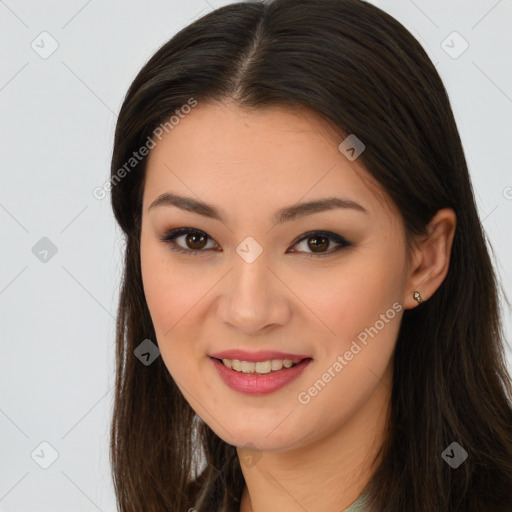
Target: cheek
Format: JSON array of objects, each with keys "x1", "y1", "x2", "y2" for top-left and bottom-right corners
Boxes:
[
  {"x1": 140, "y1": 238, "x2": 207, "y2": 360},
  {"x1": 291, "y1": 249, "x2": 404, "y2": 435},
  {"x1": 308, "y1": 251, "x2": 404, "y2": 338},
  {"x1": 141, "y1": 233, "x2": 196, "y2": 325},
  {"x1": 295, "y1": 245, "x2": 406, "y2": 399}
]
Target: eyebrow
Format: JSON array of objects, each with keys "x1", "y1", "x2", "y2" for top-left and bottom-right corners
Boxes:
[{"x1": 147, "y1": 192, "x2": 368, "y2": 224}]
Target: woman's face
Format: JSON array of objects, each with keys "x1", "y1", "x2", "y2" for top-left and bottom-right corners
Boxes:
[{"x1": 140, "y1": 100, "x2": 410, "y2": 451}]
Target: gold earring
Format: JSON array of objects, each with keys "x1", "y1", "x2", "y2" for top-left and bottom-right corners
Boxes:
[{"x1": 413, "y1": 291, "x2": 423, "y2": 304}]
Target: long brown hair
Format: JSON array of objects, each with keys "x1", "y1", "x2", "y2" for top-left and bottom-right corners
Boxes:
[{"x1": 108, "y1": 1, "x2": 512, "y2": 510}]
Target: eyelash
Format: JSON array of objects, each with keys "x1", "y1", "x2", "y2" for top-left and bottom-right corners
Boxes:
[{"x1": 158, "y1": 228, "x2": 352, "y2": 258}]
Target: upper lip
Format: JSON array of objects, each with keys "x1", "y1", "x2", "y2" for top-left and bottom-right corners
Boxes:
[{"x1": 209, "y1": 350, "x2": 312, "y2": 363}]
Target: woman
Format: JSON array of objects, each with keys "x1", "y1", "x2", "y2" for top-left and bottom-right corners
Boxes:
[{"x1": 108, "y1": 0, "x2": 512, "y2": 510}]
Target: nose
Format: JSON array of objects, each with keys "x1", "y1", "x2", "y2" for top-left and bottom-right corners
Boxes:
[{"x1": 216, "y1": 253, "x2": 292, "y2": 335}]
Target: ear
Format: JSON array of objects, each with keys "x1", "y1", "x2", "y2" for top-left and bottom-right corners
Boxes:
[{"x1": 403, "y1": 208, "x2": 457, "y2": 310}]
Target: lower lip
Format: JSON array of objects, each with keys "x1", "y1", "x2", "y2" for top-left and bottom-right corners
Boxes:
[{"x1": 210, "y1": 357, "x2": 313, "y2": 395}]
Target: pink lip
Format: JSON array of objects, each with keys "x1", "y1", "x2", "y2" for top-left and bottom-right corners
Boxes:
[
  {"x1": 209, "y1": 350, "x2": 311, "y2": 362},
  {"x1": 210, "y1": 357, "x2": 313, "y2": 395}
]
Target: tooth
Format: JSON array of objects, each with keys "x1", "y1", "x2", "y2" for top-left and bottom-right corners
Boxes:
[
  {"x1": 219, "y1": 357, "x2": 303, "y2": 373},
  {"x1": 271, "y1": 359, "x2": 283, "y2": 371},
  {"x1": 255, "y1": 361, "x2": 272, "y2": 374},
  {"x1": 241, "y1": 361, "x2": 256, "y2": 373}
]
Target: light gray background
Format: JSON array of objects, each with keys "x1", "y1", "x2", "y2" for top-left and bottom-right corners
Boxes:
[{"x1": 1, "y1": 0, "x2": 511, "y2": 510}]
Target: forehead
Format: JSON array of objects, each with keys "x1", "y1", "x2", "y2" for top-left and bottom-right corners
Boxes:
[{"x1": 143, "y1": 100, "x2": 393, "y2": 221}]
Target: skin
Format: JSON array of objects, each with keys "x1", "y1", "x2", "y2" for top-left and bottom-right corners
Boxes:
[{"x1": 139, "y1": 99, "x2": 456, "y2": 512}]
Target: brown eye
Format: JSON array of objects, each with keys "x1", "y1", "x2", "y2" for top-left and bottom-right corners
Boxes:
[
  {"x1": 289, "y1": 230, "x2": 352, "y2": 258},
  {"x1": 306, "y1": 235, "x2": 330, "y2": 253},
  {"x1": 184, "y1": 232, "x2": 208, "y2": 250},
  {"x1": 160, "y1": 228, "x2": 217, "y2": 256}
]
